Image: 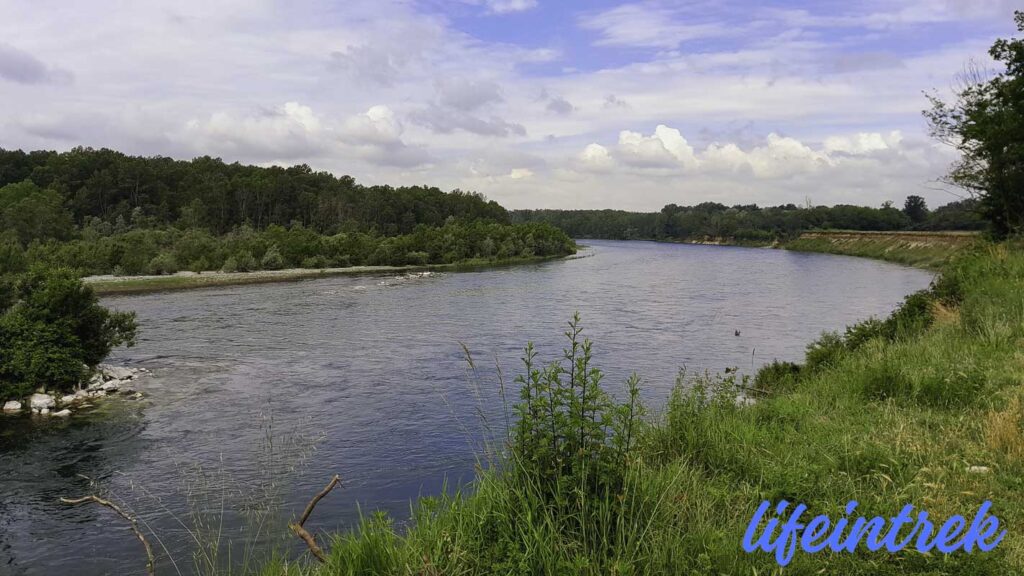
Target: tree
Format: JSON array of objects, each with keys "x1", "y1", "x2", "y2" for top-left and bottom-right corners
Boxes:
[
  {"x1": 925, "y1": 11, "x2": 1024, "y2": 237},
  {"x1": 0, "y1": 268, "x2": 137, "y2": 398},
  {"x1": 903, "y1": 195, "x2": 930, "y2": 224}
]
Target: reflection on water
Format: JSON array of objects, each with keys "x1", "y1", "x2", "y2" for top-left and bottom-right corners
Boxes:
[{"x1": 0, "y1": 240, "x2": 933, "y2": 575}]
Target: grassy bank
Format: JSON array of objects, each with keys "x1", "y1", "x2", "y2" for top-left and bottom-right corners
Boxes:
[
  {"x1": 229, "y1": 241, "x2": 1022, "y2": 575},
  {"x1": 782, "y1": 230, "x2": 980, "y2": 269},
  {"x1": 85, "y1": 254, "x2": 570, "y2": 296}
]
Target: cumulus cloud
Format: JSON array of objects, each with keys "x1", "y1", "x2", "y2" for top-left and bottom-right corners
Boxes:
[
  {"x1": 340, "y1": 105, "x2": 432, "y2": 168},
  {"x1": 575, "y1": 126, "x2": 929, "y2": 182},
  {"x1": 178, "y1": 103, "x2": 430, "y2": 168},
  {"x1": 577, "y1": 143, "x2": 614, "y2": 172},
  {"x1": 0, "y1": 42, "x2": 72, "y2": 84},
  {"x1": 182, "y1": 102, "x2": 324, "y2": 160},
  {"x1": 509, "y1": 167, "x2": 533, "y2": 179},
  {"x1": 617, "y1": 125, "x2": 698, "y2": 169}
]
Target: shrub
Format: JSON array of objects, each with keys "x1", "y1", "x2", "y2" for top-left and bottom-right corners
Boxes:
[
  {"x1": 404, "y1": 251, "x2": 429, "y2": 266},
  {"x1": 804, "y1": 331, "x2": 846, "y2": 372},
  {"x1": 221, "y1": 256, "x2": 239, "y2": 273},
  {"x1": 301, "y1": 255, "x2": 329, "y2": 269},
  {"x1": 509, "y1": 314, "x2": 644, "y2": 548},
  {"x1": 0, "y1": 267, "x2": 137, "y2": 398},
  {"x1": 261, "y1": 244, "x2": 285, "y2": 270},
  {"x1": 148, "y1": 252, "x2": 179, "y2": 275},
  {"x1": 754, "y1": 360, "x2": 801, "y2": 394}
]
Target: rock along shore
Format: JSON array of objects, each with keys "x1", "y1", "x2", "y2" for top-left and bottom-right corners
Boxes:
[{"x1": 2, "y1": 364, "x2": 148, "y2": 417}]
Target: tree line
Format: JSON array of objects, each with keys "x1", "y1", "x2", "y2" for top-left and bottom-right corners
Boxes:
[{"x1": 512, "y1": 197, "x2": 985, "y2": 242}]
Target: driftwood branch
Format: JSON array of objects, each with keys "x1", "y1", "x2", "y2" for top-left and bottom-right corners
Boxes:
[
  {"x1": 61, "y1": 495, "x2": 155, "y2": 576},
  {"x1": 289, "y1": 474, "x2": 341, "y2": 563}
]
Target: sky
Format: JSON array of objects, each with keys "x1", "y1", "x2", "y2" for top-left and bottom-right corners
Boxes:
[{"x1": 0, "y1": 1, "x2": 1019, "y2": 211}]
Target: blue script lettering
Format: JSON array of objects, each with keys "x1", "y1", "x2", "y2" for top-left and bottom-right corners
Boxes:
[{"x1": 742, "y1": 500, "x2": 1006, "y2": 566}]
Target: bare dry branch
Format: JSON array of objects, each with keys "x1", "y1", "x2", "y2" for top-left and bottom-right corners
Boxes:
[
  {"x1": 289, "y1": 474, "x2": 341, "y2": 563},
  {"x1": 61, "y1": 495, "x2": 155, "y2": 576}
]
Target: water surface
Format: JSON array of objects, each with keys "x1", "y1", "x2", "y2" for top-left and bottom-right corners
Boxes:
[{"x1": 0, "y1": 240, "x2": 933, "y2": 575}]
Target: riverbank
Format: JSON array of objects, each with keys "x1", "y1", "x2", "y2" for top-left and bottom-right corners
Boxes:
[
  {"x1": 243, "y1": 240, "x2": 1022, "y2": 575},
  {"x1": 781, "y1": 230, "x2": 980, "y2": 269},
  {"x1": 85, "y1": 254, "x2": 572, "y2": 295}
]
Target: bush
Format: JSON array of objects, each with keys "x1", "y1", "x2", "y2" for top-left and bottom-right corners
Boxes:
[
  {"x1": 0, "y1": 268, "x2": 137, "y2": 398},
  {"x1": 261, "y1": 244, "x2": 285, "y2": 270},
  {"x1": 754, "y1": 360, "x2": 802, "y2": 394},
  {"x1": 148, "y1": 252, "x2": 179, "y2": 275},
  {"x1": 510, "y1": 314, "x2": 644, "y2": 549},
  {"x1": 404, "y1": 251, "x2": 429, "y2": 266},
  {"x1": 804, "y1": 331, "x2": 846, "y2": 372},
  {"x1": 301, "y1": 255, "x2": 330, "y2": 269}
]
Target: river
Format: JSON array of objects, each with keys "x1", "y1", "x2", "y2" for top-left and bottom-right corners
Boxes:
[{"x1": 0, "y1": 240, "x2": 934, "y2": 575}]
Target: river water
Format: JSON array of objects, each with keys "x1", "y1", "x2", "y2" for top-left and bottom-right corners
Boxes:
[{"x1": 0, "y1": 240, "x2": 933, "y2": 575}]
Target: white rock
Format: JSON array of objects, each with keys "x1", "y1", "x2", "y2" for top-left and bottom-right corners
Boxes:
[
  {"x1": 3, "y1": 400, "x2": 21, "y2": 412},
  {"x1": 29, "y1": 393, "x2": 56, "y2": 410},
  {"x1": 53, "y1": 409, "x2": 72, "y2": 417},
  {"x1": 75, "y1": 389, "x2": 90, "y2": 399},
  {"x1": 100, "y1": 380, "x2": 121, "y2": 392},
  {"x1": 100, "y1": 365, "x2": 135, "y2": 381},
  {"x1": 967, "y1": 465, "x2": 991, "y2": 474},
  {"x1": 39, "y1": 407, "x2": 50, "y2": 415},
  {"x1": 60, "y1": 394, "x2": 77, "y2": 405}
]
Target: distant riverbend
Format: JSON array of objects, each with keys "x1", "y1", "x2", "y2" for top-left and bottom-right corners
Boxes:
[{"x1": 0, "y1": 240, "x2": 933, "y2": 575}]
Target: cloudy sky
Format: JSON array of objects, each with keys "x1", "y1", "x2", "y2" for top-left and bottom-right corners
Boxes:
[{"x1": 0, "y1": 1, "x2": 1018, "y2": 210}]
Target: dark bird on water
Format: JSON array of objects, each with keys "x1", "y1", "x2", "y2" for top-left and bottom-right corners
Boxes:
[{"x1": 734, "y1": 330, "x2": 741, "y2": 336}]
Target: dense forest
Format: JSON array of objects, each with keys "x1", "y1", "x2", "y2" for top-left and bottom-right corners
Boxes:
[
  {"x1": 513, "y1": 197, "x2": 985, "y2": 243},
  {"x1": 0, "y1": 147, "x2": 575, "y2": 276}
]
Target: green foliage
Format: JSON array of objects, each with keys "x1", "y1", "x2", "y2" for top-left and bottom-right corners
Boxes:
[
  {"x1": 148, "y1": 252, "x2": 179, "y2": 275},
  {"x1": 903, "y1": 195, "x2": 929, "y2": 223},
  {"x1": 512, "y1": 196, "x2": 978, "y2": 243},
  {"x1": 0, "y1": 267, "x2": 137, "y2": 398},
  {"x1": 925, "y1": 11, "x2": 1024, "y2": 237},
  {"x1": 510, "y1": 314, "x2": 644, "y2": 525},
  {"x1": 0, "y1": 147, "x2": 509, "y2": 235},
  {"x1": 0, "y1": 181, "x2": 74, "y2": 244},
  {"x1": 260, "y1": 244, "x2": 285, "y2": 270},
  {"x1": 753, "y1": 360, "x2": 801, "y2": 395},
  {"x1": 804, "y1": 330, "x2": 847, "y2": 372}
]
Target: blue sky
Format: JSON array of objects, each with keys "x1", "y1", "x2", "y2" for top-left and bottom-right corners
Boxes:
[{"x1": 0, "y1": 0, "x2": 1019, "y2": 209}]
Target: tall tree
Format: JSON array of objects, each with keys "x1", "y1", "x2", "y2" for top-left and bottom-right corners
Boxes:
[
  {"x1": 903, "y1": 195, "x2": 929, "y2": 224},
  {"x1": 925, "y1": 11, "x2": 1024, "y2": 237}
]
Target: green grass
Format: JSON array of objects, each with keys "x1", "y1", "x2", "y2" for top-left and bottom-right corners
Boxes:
[
  {"x1": 207, "y1": 242, "x2": 1024, "y2": 574},
  {"x1": 782, "y1": 230, "x2": 980, "y2": 269}
]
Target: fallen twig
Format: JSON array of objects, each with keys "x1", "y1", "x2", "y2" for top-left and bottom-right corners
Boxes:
[
  {"x1": 61, "y1": 494, "x2": 155, "y2": 576},
  {"x1": 289, "y1": 474, "x2": 341, "y2": 563}
]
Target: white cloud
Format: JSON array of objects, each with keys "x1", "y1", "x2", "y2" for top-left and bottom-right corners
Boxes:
[
  {"x1": 509, "y1": 168, "x2": 534, "y2": 179},
  {"x1": 824, "y1": 131, "x2": 903, "y2": 155},
  {"x1": 617, "y1": 125, "x2": 698, "y2": 169},
  {"x1": 182, "y1": 102, "x2": 324, "y2": 160},
  {"x1": 486, "y1": 0, "x2": 538, "y2": 15},
  {"x1": 577, "y1": 143, "x2": 614, "y2": 172},
  {"x1": 579, "y1": 3, "x2": 730, "y2": 49}
]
